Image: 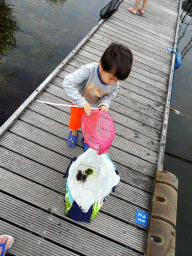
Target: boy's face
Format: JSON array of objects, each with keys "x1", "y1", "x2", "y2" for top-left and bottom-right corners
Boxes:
[{"x1": 99, "y1": 63, "x2": 119, "y2": 85}]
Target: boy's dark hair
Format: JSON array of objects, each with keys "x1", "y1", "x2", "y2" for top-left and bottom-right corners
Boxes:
[{"x1": 100, "y1": 43, "x2": 133, "y2": 80}]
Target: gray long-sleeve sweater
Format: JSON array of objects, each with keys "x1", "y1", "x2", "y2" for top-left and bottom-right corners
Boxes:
[{"x1": 62, "y1": 62, "x2": 119, "y2": 110}]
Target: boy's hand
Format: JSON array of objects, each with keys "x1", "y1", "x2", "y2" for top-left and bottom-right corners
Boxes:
[
  {"x1": 98, "y1": 105, "x2": 107, "y2": 113},
  {"x1": 83, "y1": 103, "x2": 91, "y2": 116}
]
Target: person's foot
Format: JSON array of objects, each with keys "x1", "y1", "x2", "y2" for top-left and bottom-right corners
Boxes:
[
  {"x1": 138, "y1": 8, "x2": 144, "y2": 14},
  {"x1": 128, "y1": 8, "x2": 137, "y2": 15},
  {"x1": 67, "y1": 131, "x2": 78, "y2": 147},
  {"x1": 0, "y1": 235, "x2": 14, "y2": 256},
  {"x1": 81, "y1": 138, "x2": 89, "y2": 152}
]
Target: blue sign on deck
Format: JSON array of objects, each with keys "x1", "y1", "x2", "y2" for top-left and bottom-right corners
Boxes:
[{"x1": 135, "y1": 209, "x2": 148, "y2": 227}]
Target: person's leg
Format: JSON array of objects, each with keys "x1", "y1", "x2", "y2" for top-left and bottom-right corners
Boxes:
[
  {"x1": 71, "y1": 130, "x2": 78, "y2": 136},
  {"x1": 138, "y1": 0, "x2": 148, "y2": 14},
  {"x1": 67, "y1": 104, "x2": 85, "y2": 147},
  {"x1": 69, "y1": 104, "x2": 85, "y2": 132},
  {"x1": 128, "y1": 0, "x2": 141, "y2": 14}
]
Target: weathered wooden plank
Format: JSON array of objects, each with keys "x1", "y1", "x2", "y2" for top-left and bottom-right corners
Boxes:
[
  {"x1": 69, "y1": 48, "x2": 169, "y2": 89},
  {"x1": 79, "y1": 40, "x2": 170, "y2": 78},
  {"x1": 61, "y1": 63, "x2": 166, "y2": 112},
  {"x1": 29, "y1": 99, "x2": 160, "y2": 154},
  {"x1": 125, "y1": 0, "x2": 178, "y2": 13},
  {"x1": 141, "y1": 0, "x2": 178, "y2": 11},
  {"x1": 89, "y1": 26, "x2": 171, "y2": 67},
  {"x1": 8, "y1": 120, "x2": 157, "y2": 175},
  {"x1": 20, "y1": 108, "x2": 158, "y2": 164},
  {"x1": 0, "y1": 144, "x2": 152, "y2": 213},
  {"x1": 36, "y1": 90, "x2": 161, "y2": 140},
  {"x1": 119, "y1": 2, "x2": 177, "y2": 28},
  {"x1": 118, "y1": 79, "x2": 166, "y2": 106},
  {"x1": 12, "y1": 104, "x2": 159, "y2": 168},
  {"x1": 102, "y1": 194, "x2": 150, "y2": 224},
  {"x1": 60, "y1": 60, "x2": 167, "y2": 107},
  {"x1": 120, "y1": 7, "x2": 176, "y2": 25},
  {"x1": 0, "y1": 132, "x2": 70, "y2": 173},
  {"x1": 0, "y1": 146, "x2": 64, "y2": 192},
  {"x1": 50, "y1": 75, "x2": 164, "y2": 120},
  {"x1": 148, "y1": 0, "x2": 178, "y2": 8},
  {"x1": 0, "y1": 194, "x2": 142, "y2": 256},
  {"x1": 0, "y1": 140, "x2": 149, "y2": 206},
  {"x1": 118, "y1": 13, "x2": 176, "y2": 30},
  {"x1": 54, "y1": 72, "x2": 166, "y2": 116},
  {"x1": 45, "y1": 81, "x2": 162, "y2": 130},
  {"x1": 69, "y1": 49, "x2": 168, "y2": 96},
  {"x1": 113, "y1": 89, "x2": 164, "y2": 120},
  {"x1": 119, "y1": 2, "x2": 177, "y2": 29},
  {"x1": 0, "y1": 167, "x2": 65, "y2": 213},
  {"x1": 116, "y1": 181, "x2": 152, "y2": 210},
  {"x1": 0, "y1": 135, "x2": 154, "y2": 195},
  {"x1": 1, "y1": 129, "x2": 156, "y2": 182},
  {"x1": 86, "y1": 41, "x2": 168, "y2": 92},
  {"x1": 8, "y1": 120, "x2": 83, "y2": 157},
  {"x1": 84, "y1": 33, "x2": 170, "y2": 74},
  {"x1": 0, "y1": 147, "x2": 152, "y2": 224},
  {"x1": 50, "y1": 82, "x2": 163, "y2": 126},
  {"x1": 112, "y1": 8, "x2": 175, "y2": 41},
  {"x1": 0, "y1": 168, "x2": 147, "y2": 253},
  {"x1": 105, "y1": 18, "x2": 173, "y2": 48},
  {"x1": 111, "y1": 15, "x2": 175, "y2": 42},
  {"x1": 97, "y1": 26, "x2": 171, "y2": 64},
  {"x1": 112, "y1": 160, "x2": 154, "y2": 190},
  {"x1": 0, "y1": 219, "x2": 79, "y2": 256},
  {"x1": 87, "y1": 37, "x2": 171, "y2": 74}
]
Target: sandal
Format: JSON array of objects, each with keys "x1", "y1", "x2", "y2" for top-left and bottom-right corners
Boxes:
[
  {"x1": 128, "y1": 8, "x2": 137, "y2": 15},
  {"x1": 67, "y1": 131, "x2": 78, "y2": 147},
  {"x1": 0, "y1": 235, "x2": 14, "y2": 256},
  {"x1": 81, "y1": 138, "x2": 89, "y2": 152},
  {"x1": 138, "y1": 8, "x2": 144, "y2": 15}
]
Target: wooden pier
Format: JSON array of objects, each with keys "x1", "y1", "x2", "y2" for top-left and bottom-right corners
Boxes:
[{"x1": 0, "y1": 0, "x2": 181, "y2": 255}]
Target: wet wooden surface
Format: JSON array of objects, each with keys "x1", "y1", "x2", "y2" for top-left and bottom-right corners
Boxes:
[{"x1": 0, "y1": 0, "x2": 179, "y2": 255}]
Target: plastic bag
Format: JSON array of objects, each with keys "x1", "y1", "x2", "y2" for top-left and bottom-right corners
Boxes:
[
  {"x1": 64, "y1": 148, "x2": 120, "y2": 222},
  {"x1": 99, "y1": 0, "x2": 122, "y2": 20}
]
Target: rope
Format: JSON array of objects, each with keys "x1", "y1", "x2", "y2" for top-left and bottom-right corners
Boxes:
[
  {"x1": 170, "y1": 108, "x2": 192, "y2": 121},
  {"x1": 165, "y1": 152, "x2": 192, "y2": 165}
]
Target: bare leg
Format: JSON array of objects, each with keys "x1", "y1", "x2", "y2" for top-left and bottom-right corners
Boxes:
[
  {"x1": 71, "y1": 130, "x2": 78, "y2": 136},
  {"x1": 128, "y1": 0, "x2": 142, "y2": 14},
  {"x1": 139, "y1": 0, "x2": 148, "y2": 13}
]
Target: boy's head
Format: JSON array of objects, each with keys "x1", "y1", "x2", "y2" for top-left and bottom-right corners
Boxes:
[{"x1": 100, "y1": 42, "x2": 133, "y2": 84}]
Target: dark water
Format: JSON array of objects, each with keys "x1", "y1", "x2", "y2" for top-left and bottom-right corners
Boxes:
[
  {"x1": 1, "y1": 0, "x2": 192, "y2": 255},
  {"x1": 163, "y1": 2, "x2": 192, "y2": 255},
  {"x1": 0, "y1": 0, "x2": 108, "y2": 125}
]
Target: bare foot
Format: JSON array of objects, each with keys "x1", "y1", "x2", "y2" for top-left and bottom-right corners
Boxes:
[
  {"x1": 0, "y1": 235, "x2": 14, "y2": 255},
  {"x1": 128, "y1": 8, "x2": 137, "y2": 15}
]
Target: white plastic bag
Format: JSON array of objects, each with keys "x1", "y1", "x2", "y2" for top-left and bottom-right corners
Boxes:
[{"x1": 64, "y1": 148, "x2": 120, "y2": 222}]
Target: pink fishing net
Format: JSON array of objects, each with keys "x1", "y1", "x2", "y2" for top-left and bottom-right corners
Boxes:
[{"x1": 81, "y1": 110, "x2": 115, "y2": 155}]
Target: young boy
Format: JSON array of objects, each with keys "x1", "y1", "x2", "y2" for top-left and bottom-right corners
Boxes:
[{"x1": 63, "y1": 42, "x2": 133, "y2": 151}]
